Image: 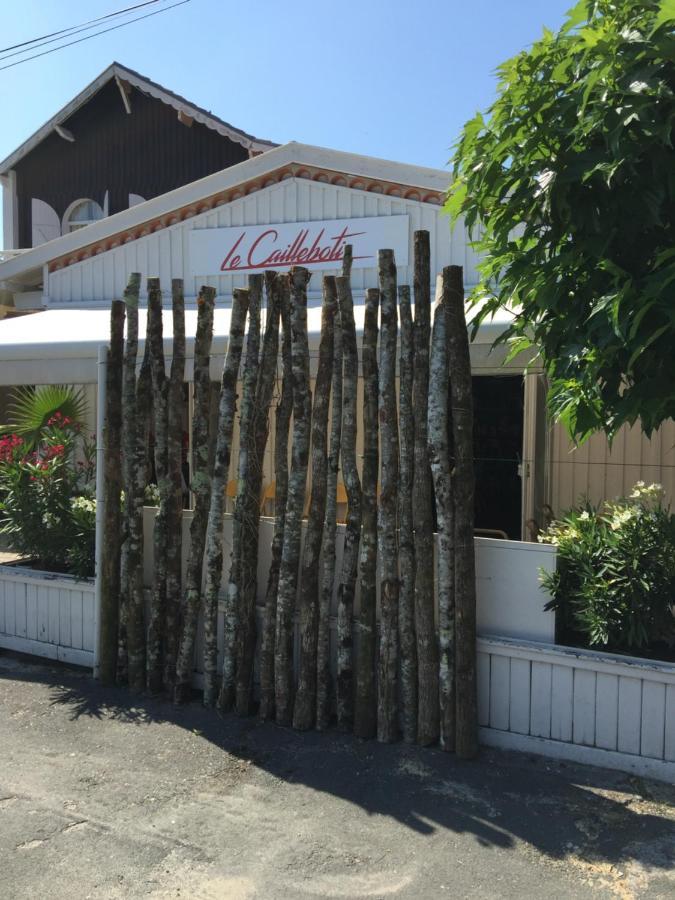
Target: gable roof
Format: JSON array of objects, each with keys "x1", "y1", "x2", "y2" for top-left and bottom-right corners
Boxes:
[
  {"x1": 0, "y1": 61, "x2": 276, "y2": 176},
  {"x1": 0, "y1": 142, "x2": 451, "y2": 286}
]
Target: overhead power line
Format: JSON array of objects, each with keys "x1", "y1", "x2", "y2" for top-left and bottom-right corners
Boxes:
[
  {"x1": 0, "y1": 0, "x2": 166, "y2": 57},
  {"x1": 0, "y1": 0, "x2": 192, "y2": 73}
]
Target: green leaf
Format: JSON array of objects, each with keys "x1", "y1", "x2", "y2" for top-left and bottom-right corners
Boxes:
[
  {"x1": 653, "y1": 0, "x2": 675, "y2": 33},
  {"x1": 5, "y1": 386, "x2": 88, "y2": 450}
]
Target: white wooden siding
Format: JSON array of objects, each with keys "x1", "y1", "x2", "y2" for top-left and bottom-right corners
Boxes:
[
  {"x1": 0, "y1": 565, "x2": 94, "y2": 666},
  {"x1": 479, "y1": 636, "x2": 675, "y2": 783},
  {"x1": 47, "y1": 179, "x2": 476, "y2": 306}
]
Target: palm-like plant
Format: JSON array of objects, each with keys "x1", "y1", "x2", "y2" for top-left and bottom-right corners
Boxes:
[{"x1": 3, "y1": 385, "x2": 88, "y2": 449}]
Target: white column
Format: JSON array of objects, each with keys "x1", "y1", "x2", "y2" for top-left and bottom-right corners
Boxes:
[{"x1": 1, "y1": 170, "x2": 18, "y2": 250}]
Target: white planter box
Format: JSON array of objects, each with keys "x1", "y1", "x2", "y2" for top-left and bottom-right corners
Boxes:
[
  {"x1": 0, "y1": 563, "x2": 95, "y2": 667},
  {"x1": 478, "y1": 636, "x2": 675, "y2": 783}
]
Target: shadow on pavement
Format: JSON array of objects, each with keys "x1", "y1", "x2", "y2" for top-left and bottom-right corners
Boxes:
[{"x1": 3, "y1": 651, "x2": 675, "y2": 877}]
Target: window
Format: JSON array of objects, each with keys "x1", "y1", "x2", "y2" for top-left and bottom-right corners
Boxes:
[{"x1": 63, "y1": 199, "x2": 104, "y2": 233}]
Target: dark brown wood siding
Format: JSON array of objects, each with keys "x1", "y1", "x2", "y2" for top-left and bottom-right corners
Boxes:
[{"x1": 14, "y1": 80, "x2": 249, "y2": 248}]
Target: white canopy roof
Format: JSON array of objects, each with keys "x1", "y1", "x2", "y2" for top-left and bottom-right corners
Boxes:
[{"x1": 0, "y1": 303, "x2": 518, "y2": 386}]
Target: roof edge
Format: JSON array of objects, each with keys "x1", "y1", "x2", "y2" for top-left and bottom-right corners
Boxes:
[{"x1": 0, "y1": 61, "x2": 276, "y2": 176}]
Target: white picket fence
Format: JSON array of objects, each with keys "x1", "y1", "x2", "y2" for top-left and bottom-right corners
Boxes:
[
  {"x1": 478, "y1": 636, "x2": 675, "y2": 782},
  {"x1": 0, "y1": 564, "x2": 94, "y2": 667}
]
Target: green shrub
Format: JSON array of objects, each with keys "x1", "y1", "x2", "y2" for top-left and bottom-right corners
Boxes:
[
  {"x1": 0, "y1": 412, "x2": 96, "y2": 578},
  {"x1": 540, "y1": 483, "x2": 675, "y2": 654}
]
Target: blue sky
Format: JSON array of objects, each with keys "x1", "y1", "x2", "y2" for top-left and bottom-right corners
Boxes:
[{"x1": 1, "y1": 0, "x2": 571, "y2": 237}]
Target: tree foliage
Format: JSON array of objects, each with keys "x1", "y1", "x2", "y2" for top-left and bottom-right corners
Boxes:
[
  {"x1": 540, "y1": 482, "x2": 675, "y2": 652},
  {"x1": 446, "y1": 0, "x2": 675, "y2": 440}
]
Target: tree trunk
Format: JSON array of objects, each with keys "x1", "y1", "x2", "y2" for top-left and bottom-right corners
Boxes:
[
  {"x1": 163, "y1": 278, "x2": 186, "y2": 692},
  {"x1": 412, "y1": 230, "x2": 438, "y2": 745},
  {"x1": 234, "y1": 271, "x2": 282, "y2": 715},
  {"x1": 446, "y1": 265, "x2": 479, "y2": 760},
  {"x1": 146, "y1": 278, "x2": 169, "y2": 694},
  {"x1": 293, "y1": 275, "x2": 336, "y2": 730},
  {"x1": 316, "y1": 284, "x2": 343, "y2": 732},
  {"x1": 99, "y1": 298, "x2": 125, "y2": 684},
  {"x1": 335, "y1": 274, "x2": 361, "y2": 733},
  {"x1": 274, "y1": 266, "x2": 312, "y2": 726},
  {"x1": 118, "y1": 274, "x2": 141, "y2": 690},
  {"x1": 397, "y1": 285, "x2": 418, "y2": 743},
  {"x1": 354, "y1": 287, "x2": 379, "y2": 739},
  {"x1": 259, "y1": 276, "x2": 292, "y2": 721},
  {"x1": 174, "y1": 285, "x2": 216, "y2": 703},
  {"x1": 377, "y1": 249, "x2": 400, "y2": 743},
  {"x1": 125, "y1": 335, "x2": 151, "y2": 693},
  {"x1": 117, "y1": 281, "x2": 138, "y2": 689},
  {"x1": 428, "y1": 278, "x2": 455, "y2": 751},
  {"x1": 220, "y1": 276, "x2": 262, "y2": 711},
  {"x1": 202, "y1": 288, "x2": 250, "y2": 708}
]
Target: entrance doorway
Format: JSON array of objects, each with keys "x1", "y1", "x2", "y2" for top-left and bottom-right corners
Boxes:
[{"x1": 472, "y1": 375, "x2": 524, "y2": 540}]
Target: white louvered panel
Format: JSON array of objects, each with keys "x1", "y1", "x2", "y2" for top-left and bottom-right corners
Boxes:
[{"x1": 47, "y1": 178, "x2": 462, "y2": 306}]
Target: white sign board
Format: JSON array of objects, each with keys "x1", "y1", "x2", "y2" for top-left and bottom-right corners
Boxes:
[{"x1": 189, "y1": 215, "x2": 409, "y2": 276}]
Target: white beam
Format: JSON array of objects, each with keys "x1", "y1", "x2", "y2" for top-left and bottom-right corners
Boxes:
[
  {"x1": 54, "y1": 125, "x2": 75, "y2": 143},
  {"x1": 115, "y1": 76, "x2": 132, "y2": 115}
]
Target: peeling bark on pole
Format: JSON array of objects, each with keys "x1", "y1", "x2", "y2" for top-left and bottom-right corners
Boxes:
[
  {"x1": 220, "y1": 276, "x2": 262, "y2": 711},
  {"x1": 163, "y1": 278, "x2": 186, "y2": 691},
  {"x1": 354, "y1": 287, "x2": 379, "y2": 739},
  {"x1": 146, "y1": 278, "x2": 169, "y2": 694},
  {"x1": 398, "y1": 285, "x2": 418, "y2": 743},
  {"x1": 99, "y1": 298, "x2": 125, "y2": 685},
  {"x1": 124, "y1": 337, "x2": 151, "y2": 692},
  {"x1": 316, "y1": 294, "x2": 343, "y2": 730},
  {"x1": 274, "y1": 266, "x2": 312, "y2": 726},
  {"x1": 234, "y1": 271, "x2": 281, "y2": 716},
  {"x1": 412, "y1": 230, "x2": 439, "y2": 745},
  {"x1": 377, "y1": 249, "x2": 400, "y2": 743},
  {"x1": 428, "y1": 279, "x2": 455, "y2": 751},
  {"x1": 259, "y1": 276, "x2": 292, "y2": 721},
  {"x1": 202, "y1": 288, "x2": 250, "y2": 708},
  {"x1": 174, "y1": 286, "x2": 216, "y2": 704},
  {"x1": 335, "y1": 274, "x2": 361, "y2": 733},
  {"x1": 293, "y1": 276, "x2": 336, "y2": 731},
  {"x1": 446, "y1": 265, "x2": 479, "y2": 760}
]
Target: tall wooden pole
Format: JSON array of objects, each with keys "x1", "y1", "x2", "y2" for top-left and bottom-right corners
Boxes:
[
  {"x1": 174, "y1": 285, "x2": 216, "y2": 703},
  {"x1": 98, "y1": 298, "x2": 125, "y2": 685},
  {"x1": 293, "y1": 275, "x2": 336, "y2": 730},
  {"x1": 119, "y1": 274, "x2": 141, "y2": 690},
  {"x1": 354, "y1": 287, "x2": 379, "y2": 739},
  {"x1": 428, "y1": 276, "x2": 455, "y2": 751},
  {"x1": 274, "y1": 267, "x2": 312, "y2": 726},
  {"x1": 202, "y1": 288, "x2": 250, "y2": 708},
  {"x1": 117, "y1": 280, "x2": 137, "y2": 688},
  {"x1": 335, "y1": 273, "x2": 361, "y2": 732},
  {"x1": 124, "y1": 335, "x2": 151, "y2": 692},
  {"x1": 398, "y1": 285, "x2": 418, "y2": 742},
  {"x1": 221, "y1": 276, "x2": 262, "y2": 711},
  {"x1": 316, "y1": 247, "x2": 350, "y2": 730},
  {"x1": 259, "y1": 276, "x2": 292, "y2": 721},
  {"x1": 234, "y1": 271, "x2": 282, "y2": 715},
  {"x1": 146, "y1": 277, "x2": 169, "y2": 694},
  {"x1": 412, "y1": 231, "x2": 439, "y2": 745},
  {"x1": 447, "y1": 265, "x2": 479, "y2": 759},
  {"x1": 163, "y1": 278, "x2": 186, "y2": 691},
  {"x1": 377, "y1": 249, "x2": 400, "y2": 743}
]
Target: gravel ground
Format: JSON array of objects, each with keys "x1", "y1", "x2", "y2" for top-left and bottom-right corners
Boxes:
[{"x1": 0, "y1": 651, "x2": 674, "y2": 900}]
